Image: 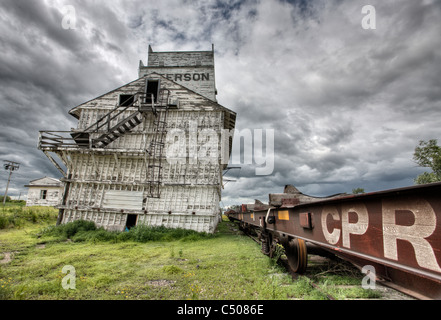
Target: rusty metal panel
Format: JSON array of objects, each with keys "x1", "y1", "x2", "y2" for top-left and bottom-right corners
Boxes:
[
  {"x1": 294, "y1": 185, "x2": 441, "y2": 281},
  {"x1": 299, "y1": 212, "x2": 313, "y2": 229},
  {"x1": 245, "y1": 183, "x2": 441, "y2": 299}
]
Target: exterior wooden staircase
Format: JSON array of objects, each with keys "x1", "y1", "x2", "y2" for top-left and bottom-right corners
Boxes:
[
  {"x1": 39, "y1": 82, "x2": 172, "y2": 199},
  {"x1": 70, "y1": 94, "x2": 143, "y2": 149},
  {"x1": 92, "y1": 111, "x2": 143, "y2": 148}
]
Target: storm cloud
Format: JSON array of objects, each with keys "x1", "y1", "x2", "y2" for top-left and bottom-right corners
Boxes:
[{"x1": 0, "y1": 0, "x2": 440, "y2": 207}]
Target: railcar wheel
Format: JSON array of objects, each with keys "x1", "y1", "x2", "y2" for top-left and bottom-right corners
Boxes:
[
  {"x1": 284, "y1": 238, "x2": 308, "y2": 274},
  {"x1": 261, "y1": 232, "x2": 272, "y2": 256}
]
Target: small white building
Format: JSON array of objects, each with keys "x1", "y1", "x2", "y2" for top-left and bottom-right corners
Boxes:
[{"x1": 25, "y1": 177, "x2": 63, "y2": 207}]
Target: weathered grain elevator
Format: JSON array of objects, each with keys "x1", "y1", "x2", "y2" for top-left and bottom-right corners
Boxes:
[{"x1": 38, "y1": 45, "x2": 236, "y2": 233}]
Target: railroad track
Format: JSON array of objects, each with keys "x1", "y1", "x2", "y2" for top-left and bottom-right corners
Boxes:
[
  {"x1": 278, "y1": 256, "x2": 337, "y2": 300},
  {"x1": 227, "y1": 182, "x2": 441, "y2": 299},
  {"x1": 278, "y1": 253, "x2": 415, "y2": 300},
  {"x1": 230, "y1": 222, "x2": 417, "y2": 300},
  {"x1": 231, "y1": 224, "x2": 346, "y2": 300}
]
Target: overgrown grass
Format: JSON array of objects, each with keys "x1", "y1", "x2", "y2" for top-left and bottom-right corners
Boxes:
[
  {"x1": 1, "y1": 227, "x2": 303, "y2": 300},
  {"x1": 0, "y1": 207, "x2": 387, "y2": 300},
  {"x1": 0, "y1": 206, "x2": 58, "y2": 230},
  {"x1": 39, "y1": 220, "x2": 215, "y2": 243}
]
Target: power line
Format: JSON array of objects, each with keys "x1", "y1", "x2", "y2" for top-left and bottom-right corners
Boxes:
[{"x1": 3, "y1": 160, "x2": 20, "y2": 204}]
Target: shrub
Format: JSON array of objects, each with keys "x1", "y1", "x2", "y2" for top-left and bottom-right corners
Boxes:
[
  {"x1": 0, "y1": 206, "x2": 58, "y2": 229},
  {"x1": 42, "y1": 220, "x2": 97, "y2": 239},
  {"x1": 162, "y1": 265, "x2": 183, "y2": 275},
  {"x1": 0, "y1": 196, "x2": 11, "y2": 203},
  {"x1": 63, "y1": 220, "x2": 97, "y2": 238},
  {"x1": 0, "y1": 215, "x2": 7, "y2": 229},
  {"x1": 126, "y1": 225, "x2": 213, "y2": 242},
  {"x1": 40, "y1": 221, "x2": 214, "y2": 243}
]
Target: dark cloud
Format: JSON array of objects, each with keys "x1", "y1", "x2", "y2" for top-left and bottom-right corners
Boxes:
[
  {"x1": 0, "y1": 0, "x2": 439, "y2": 207},
  {"x1": 221, "y1": 0, "x2": 441, "y2": 205}
]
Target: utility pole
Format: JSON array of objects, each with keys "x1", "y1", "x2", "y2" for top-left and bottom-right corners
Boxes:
[{"x1": 3, "y1": 160, "x2": 20, "y2": 205}]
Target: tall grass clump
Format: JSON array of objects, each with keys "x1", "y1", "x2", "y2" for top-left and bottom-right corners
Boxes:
[
  {"x1": 117, "y1": 224, "x2": 214, "y2": 242},
  {"x1": 0, "y1": 206, "x2": 58, "y2": 229},
  {"x1": 125, "y1": 225, "x2": 214, "y2": 242},
  {"x1": 41, "y1": 220, "x2": 97, "y2": 240},
  {"x1": 40, "y1": 221, "x2": 214, "y2": 243}
]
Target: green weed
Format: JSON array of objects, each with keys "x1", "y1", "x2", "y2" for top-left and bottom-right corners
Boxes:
[
  {"x1": 162, "y1": 265, "x2": 183, "y2": 275},
  {"x1": 0, "y1": 206, "x2": 58, "y2": 230},
  {"x1": 39, "y1": 221, "x2": 215, "y2": 244},
  {"x1": 0, "y1": 205, "x2": 387, "y2": 300}
]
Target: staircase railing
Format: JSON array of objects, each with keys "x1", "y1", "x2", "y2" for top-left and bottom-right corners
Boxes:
[
  {"x1": 38, "y1": 89, "x2": 171, "y2": 151},
  {"x1": 38, "y1": 86, "x2": 172, "y2": 199},
  {"x1": 83, "y1": 92, "x2": 143, "y2": 133}
]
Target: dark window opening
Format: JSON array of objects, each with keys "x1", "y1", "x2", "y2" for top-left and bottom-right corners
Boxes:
[
  {"x1": 126, "y1": 214, "x2": 137, "y2": 230},
  {"x1": 119, "y1": 94, "x2": 134, "y2": 106},
  {"x1": 40, "y1": 190, "x2": 47, "y2": 200},
  {"x1": 145, "y1": 80, "x2": 160, "y2": 104}
]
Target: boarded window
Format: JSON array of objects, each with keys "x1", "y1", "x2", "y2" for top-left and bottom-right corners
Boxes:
[{"x1": 102, "y1": 190, "x2": 143, "y2": 210}]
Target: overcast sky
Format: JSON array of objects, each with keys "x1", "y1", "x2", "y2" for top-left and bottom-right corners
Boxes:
[{"x1": 0, "y1": 0, "x2": 440, "y2": 207}]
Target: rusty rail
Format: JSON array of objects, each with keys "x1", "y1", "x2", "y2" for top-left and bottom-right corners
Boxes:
[{"x1": 228, "y1": 182, "x2": 441, "y2": 299}]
